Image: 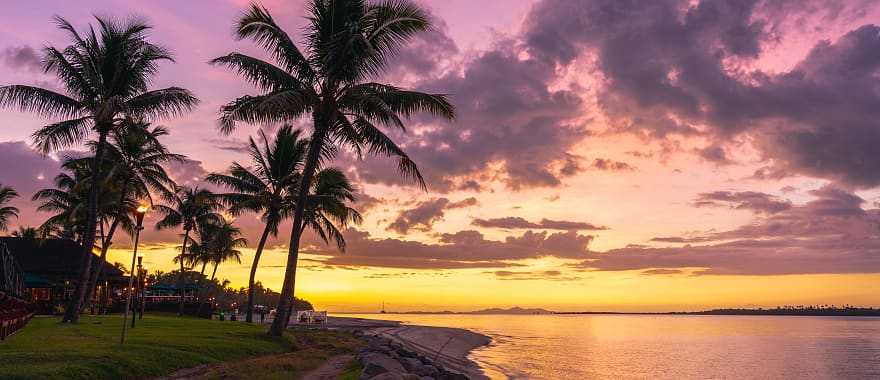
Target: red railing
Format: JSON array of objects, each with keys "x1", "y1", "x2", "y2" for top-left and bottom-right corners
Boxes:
[{"x1": 0, "y1": 293, "x2": 33, "y2": 340}]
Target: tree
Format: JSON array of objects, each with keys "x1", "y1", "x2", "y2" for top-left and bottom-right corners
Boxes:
[
  {"x1": 83, "y1": 121, "x2": 182, "y2": 310},
  {"x1": 33, "y1": 158, "x2": 127, "y2": 243},
  {"x1": 202, "y1": 221, "x2": 245, "y2": 294},
  {"x1": 0, "y1": 16, "x2": 198, "y2": 323},
  {"x1": 0, "y1": 185, "x2": 19, "y2": 232},
  {"x1": 207, "y1": 125, "x2": 305, "y2": 322},
  {"x1": 208, "y1": 126, "x2": 361, "y2": 323},
  {"x1": 11, "y1": 227, "x2": 38, "y2": 239},
  {"x1": 155, "y1": 187, "x2": 223, "y2": 315},
  {"x1": 214, "y1": 0, "x2": 454, "y2": 336}
]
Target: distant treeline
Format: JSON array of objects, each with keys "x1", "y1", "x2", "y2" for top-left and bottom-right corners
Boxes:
[
  {"x1": 673, "y1": 306, "x2": 880, "y2": 317},
  {"x1": 553, "y1": 305, "x2": 880, "y2": 317},
  {"x1": 556, "y1": 306, "x2": 880, "y2": 317}
]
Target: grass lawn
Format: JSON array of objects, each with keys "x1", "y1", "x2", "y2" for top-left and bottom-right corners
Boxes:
[{"x1": 0, "y1": 314, "x2": 362, "y2": 380}]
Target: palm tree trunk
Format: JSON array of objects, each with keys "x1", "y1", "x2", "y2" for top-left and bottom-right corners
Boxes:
[
  {"x1": 194, "y1": 261, "x2": 207, "y2": 303},
  {"x1": 177, "y1": 228, "x2": 191, "y2": 316},
  {"x1": 269, "y1": 128, "x2": 325, "y2": 336},
  {"x1": 84, "y1": 177, "x2": 132, "y2": 312},
  {"x1": 246, "y1": 222, "x2": 273, "y2": 323},
  {"x1": 198, "y1": 262, "x2": 219, "y2": 317},
  {"x1": 63, "y1": 130, "x2": 109, "y2": 323},
  {"x1": 82, "y1": 218, "x2": 119, "y2": 313}
]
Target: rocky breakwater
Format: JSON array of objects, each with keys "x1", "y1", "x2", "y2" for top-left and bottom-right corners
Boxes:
[{"x1": 354, "y1": 330, "x2": 489, "y2": 380}]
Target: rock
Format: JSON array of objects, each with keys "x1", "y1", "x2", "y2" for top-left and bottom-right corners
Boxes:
[
  {"x1": 419, "y1": 377, "x2": 436, "y2": 380},
  {"x1": 437, "y1": 372, "x2": 468, "y2": 380},
  {"x1": 400, "y1": 357, "x2": 423, "y2": 371},
  {"x1": 360, "y1": 363, "x2": 388, "y2": 379},
  {"x1": 415, "y1": 365, "x2": 439, "y2": 378},
  {"x1": 360, "y1": 352, "x2": 407, "y2": 373},
  {"x1": 397, "y1": 348, "x2": 417, "y2": 358},
  {"x1": 368, "y1": 372, "x2": 421, "y2": 380}
]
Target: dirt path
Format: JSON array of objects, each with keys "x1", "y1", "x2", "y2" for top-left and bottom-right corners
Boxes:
[{"x1": 300, "y1": 354, "x2": 354, "y2": 380}]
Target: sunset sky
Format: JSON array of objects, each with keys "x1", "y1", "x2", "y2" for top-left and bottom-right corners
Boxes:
[{"x1": 2, "y1": 0, "x2": 880, "y2": 312}]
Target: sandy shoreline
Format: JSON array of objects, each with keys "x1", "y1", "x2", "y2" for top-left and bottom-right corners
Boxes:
[{"x1": 320, "y1": 316, "x2": 492, "y2": 379}]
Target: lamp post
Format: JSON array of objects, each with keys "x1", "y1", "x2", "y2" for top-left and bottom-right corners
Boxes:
[
  {"x1": 131, "y1": 255, "x2": 143, "y2": 328},
  {"x1": 121, "y1": 204, "x2": 148, "y2": 344}
]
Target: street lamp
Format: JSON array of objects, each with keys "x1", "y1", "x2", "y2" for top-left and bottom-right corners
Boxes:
[
  {"x1": 121, "y1": 204, "x2": 148, "y2": 344},
  {"x1": 131, "y1": 255, "x2": 143, "y2": 328}
]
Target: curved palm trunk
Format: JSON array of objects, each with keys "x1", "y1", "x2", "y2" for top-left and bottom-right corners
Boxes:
[
  {"x1": 63, "y1": 130, "x2": 109, "y2": 323},
  {"x1": 269, "y1": 128, "x2": 325, "y2": 336},
  {"x1": 246, "y1": 222, "x2": 273, "y2": 323},
  {"x1": 177, "y1": 228, "x2": 191, "y2": 316}
]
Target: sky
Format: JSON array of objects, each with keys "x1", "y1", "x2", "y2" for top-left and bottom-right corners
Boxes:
[{"x1": 1, "y1": 0, "x2": 880, "y2": 312}]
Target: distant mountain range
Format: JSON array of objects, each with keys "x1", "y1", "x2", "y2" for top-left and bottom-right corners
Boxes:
[{"x1": 389, "y1": 306, "x2": 880, "y2": 317}]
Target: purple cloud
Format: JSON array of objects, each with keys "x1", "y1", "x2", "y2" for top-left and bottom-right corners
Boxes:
[
  {"x1": 387, "y1": 197, "x2": 478, "y2": 234},
  {"x1": 305, "y1": 228, "x2": 594, "y2": 269},
  {"x1": 473, "y1": 216, "x2": 608, "y2": 231},
  {"x1": 694, "y1": 191, "x2": 792, "y2": 214},
  {"x1": 587, "y1": 186, "x2": 880, "y2": 275},
  {"x1": 521, "y1": 0, "x2": 880, "y2": 188}
]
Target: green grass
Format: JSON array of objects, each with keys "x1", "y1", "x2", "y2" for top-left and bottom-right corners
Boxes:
[
  {"x1": 0, "y1": 314, "x2": 362, "y2": 380},
  {"x1": 337, "y1": 360, "x2": 363, "y2": 380}
]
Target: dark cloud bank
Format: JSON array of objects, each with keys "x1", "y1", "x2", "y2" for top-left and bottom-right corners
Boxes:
[{"x1": 347, "y1": 0, "x2": 880, "y2": 192}]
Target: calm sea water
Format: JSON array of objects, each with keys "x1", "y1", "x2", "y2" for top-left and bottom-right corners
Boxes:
[{"x1": 340, "y1": 313, "x2": 880, "y2": 379}]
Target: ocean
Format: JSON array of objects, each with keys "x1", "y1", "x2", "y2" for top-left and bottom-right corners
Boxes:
[{"x1": 339, "y1": 313, "x2": 880, "y2": 379}]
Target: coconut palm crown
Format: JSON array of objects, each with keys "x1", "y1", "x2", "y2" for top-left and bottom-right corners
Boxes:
[
  {"x1": 207, "y1": 125, "x2": 361, "y2": 322},
  {"x1": 154, "y1": 186, "x2": 224, "y2": 316},
  {"x1": 214, "y1": 0, "x2": 455, "y2": 335},
  {"x1": 0, "y1": 15, "x2": 197, "y2": 323}
]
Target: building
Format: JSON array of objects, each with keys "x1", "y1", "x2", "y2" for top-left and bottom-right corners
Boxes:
[{"x1": 0, "y1": 237, "x2": 127, "y2": 315}]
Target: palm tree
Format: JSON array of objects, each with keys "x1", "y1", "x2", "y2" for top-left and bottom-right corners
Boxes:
[
  {"x1": 33, "y1": 158, "x2": 126, "y2": 243},
  {"x1": 214, "y1": 1, "x2": 455, "y2": 335},
  {"x1": 0, "y1": 185, "x2": 19, "y2": 232},
  {"x1": 301, "y1": 168, "x2": 362, "y2": 248},
  {"x1": 83, "y1": 121, "x2": 183, "y2": 309},
  {"x1": 207, "y1": 125, "x2": 305, "y2": 322},
  {"x1": 0, "y1": 16, "x2": 198, "y2": 323},
  {"x1": 203, "y1": 221, "x2": 246, "y2": 292},
  {"x1": 208, "y1": 126, "x2": 361, "y2": 323},
  {"x1": 155, "y1": 187, "x2": 223, "y2": 315},
  {"x1": 11, "y1": 226, "x2": 38, "y2": 239}
]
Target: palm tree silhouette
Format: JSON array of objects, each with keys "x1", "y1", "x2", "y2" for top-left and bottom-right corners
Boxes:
[
  {"x1": 33, "y1": 158, "x2": 128, "y2": 243},
  {"x1": 208, "y1": 126, "x2": 361, "y2": 323},
  {"x1": 0, "y1": 185, "x2": 19, "y2": 232},
  {"x1": 155, "y1": 187, "x2": 223, "y2": 315},
  {"x1": 11, "y1": 227, "x2": 38, "y2": 239},
  {"x1": 0, "y1": 16, "x2": 198, "y2": 323},
  {"x1": 83, "y1": 121, "x2": 183, "y2": 310},
  {"x1": 203, "y1": 221, "x2": 246, "y2": 289},
  {"x1": 207, "y1": 126, "x2": 305, "y2": 323},
  {"x1": 214, "y1": 0, "x2": 455, "y2": 335}
]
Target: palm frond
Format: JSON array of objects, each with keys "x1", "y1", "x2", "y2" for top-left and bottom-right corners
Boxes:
[{"x1": 0, "y1": 85, "x2": 84, "y2": 118}]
